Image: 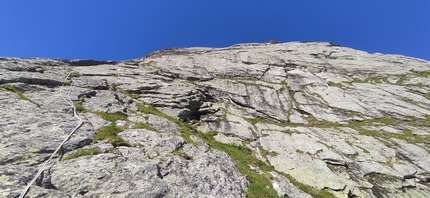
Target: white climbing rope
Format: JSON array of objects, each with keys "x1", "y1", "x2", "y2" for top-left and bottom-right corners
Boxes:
[{"x1": 19, "y1": 72, "x2": 84, "y2": 198}]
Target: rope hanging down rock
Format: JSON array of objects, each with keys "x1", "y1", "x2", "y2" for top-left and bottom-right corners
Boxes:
[{"x1": 19, "y1": 73, "x2": 86, "y2": 198}]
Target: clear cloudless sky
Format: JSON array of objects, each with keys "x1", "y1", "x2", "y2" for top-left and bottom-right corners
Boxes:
[{"x1": 0, "y1": 1, "x2": 429, "y2": 61}]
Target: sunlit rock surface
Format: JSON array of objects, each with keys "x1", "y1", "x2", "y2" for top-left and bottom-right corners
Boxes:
[{"x1": 1, "y1": 42, "x2": 429, "y2": 197}]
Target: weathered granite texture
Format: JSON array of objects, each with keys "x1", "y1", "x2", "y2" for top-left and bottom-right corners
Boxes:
[{"x1": 1, "y1": 41, "x2": 429, "y2": 197}]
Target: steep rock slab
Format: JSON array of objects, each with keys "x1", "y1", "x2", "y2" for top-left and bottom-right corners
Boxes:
[{"x1": 2, "y1": 41, "x2": 430, "y2": 198}]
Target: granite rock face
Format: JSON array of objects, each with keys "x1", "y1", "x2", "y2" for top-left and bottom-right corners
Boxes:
[{"x1": 1, "y1": 42, "x2": 430, "y2": 197}]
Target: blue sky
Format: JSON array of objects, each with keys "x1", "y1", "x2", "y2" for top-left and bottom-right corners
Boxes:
[{"x1": 1, "y1": 1, "x2": 429, "y2": 61}]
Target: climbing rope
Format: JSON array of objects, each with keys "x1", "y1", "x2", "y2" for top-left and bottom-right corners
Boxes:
[{"x1": 19, "y1": 72, "x2": 85, "y2": 198}]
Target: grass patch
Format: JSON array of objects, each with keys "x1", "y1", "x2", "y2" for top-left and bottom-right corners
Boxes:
[
  {"x1": 249, "y1": 127, "x2": 258, "y2": 138},
  {"x1": 244, "y1": 114, "x2": 341, "y2": 129},
  {"x1": 347, "y1": 117, "x2": 395, "y2": 128},
  {"x1": 260, "y1": 148, "x2": 278, "y2": 157},
  {"x1": 348, "y1": 115, "x2": 430, "y2": 128},
  {"x1": 94, "y1": 111, "x2": 128, "y2": 122},
  {"x1": 1, "y1": 84, "x2": 41, "y2": 108},
  {"x1": 93, "y1": 111, "x2": 130, "y2": 147},
  {"x1": 136, "y1": 103, "x2": 166, "y2": 118},
  {"x1": 62, "y1": 72, "x2": 80, "y2": 86},
  {"x1": 327, "y1": 81, "x2": 343, "y2": 88},
  {"x1": 395, "y1": 70, "x2": 430, "y2": 85},
  {"x1": 136, "y1": 102, "x2": 196, "y2": 143},
  {"x1": 69, "y1": 72, "x2": 80, "y2": 77},
  {"x1": 280, "y1": 80, "x2": 288, "y2": 86},
  {"x1": 408, "y1": 115, "x2": 430, "y2": 127},
  {"x1": 347, "y1": 75, "x2": 394, "y2": 84},
  {"x1": 305, "y1": 115, "x2": 342, "y2": 128},
  {"x1": 74, "y1": 102, "x2": 90, "y2": 113},
  {"x1": 74, "y1": 103, "x2": 131, "y2": 147},
  {"x1": 396, "y1": 74, "x2": 409, "y2": 84},
  {"x1": 346, "y1": 75, "x2": 389, "y2": 84},
  {"x1": 132, "y1": 122, "x2": 157, "y2": 131},
  {"x1": 63, "y1": 148, "x2": 103, "y2": 160},
  {"x1": 244, "y1": 117, "x2": 263, "y2": 125},
  {"x1": 64, "y1": 80, "x2": 73, "y2": 86},
  {"x1": 286, "y1": 88, "x2": 297, "y2": 118},
  {"x1": 95, "y1": 123, "x2": 130, "y2": 147},
  {"x1": 367, "y1": 76, "x2": 389, "y2": 84},
  {"x1": 123, "y1": 90, "x2": 140, "y2": 99},
  {"x1": 359, "y1": 128, "x2": 429, "y2": 146},
  {"x1": 411, "y1": 70, "x2": 430, "y2": 78}
]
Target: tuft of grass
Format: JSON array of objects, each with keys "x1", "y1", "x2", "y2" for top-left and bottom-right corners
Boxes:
[
  {"x1": 132, "y1": 122, "x2": 157, "y2": 131},
  {"x1": 396, "y1": 74, "x2": 409, "y2": 84},
  {"x1": 94, "y1": 111, "x2": 128, "y2": 122},
  {"x1": 136, "y1": 103, "x2": 166, "y2": 118},
  {"x1": 1, "y1": 84, "x2": 41, "y2": 108},
  {"x1": 280, "y1": 80, "x2": 288, "y2": 86},
  {"x1": 95, "y1": 123, "x2": 130, "y2": 147},
  {"x1": 244, "y1": 117, "x2": 262, "y2": 125},
  {"x1": 249, "y1": 127, "x2": 258, "y2": 138},
  {"x1": 296, "y1": 149, "x2": 305, "y2": 154},
  {"x1": 367, "y1": 76, "x2": 389, "y2": 84},
  {"x1": 347, "y1": 75, "x2": 392, "y2": 84},
  {"x1": 260, "y1": 148, "x2": 279, "y2": 157},
  {"x1": 305, "y1": 115, "x2": 342, "y2": 128},
  {"x1": 123, "y1": 90, "x2": 140, "y2": 99},
  {"x1": 69, "y1": 72, "x2": 80, "y2": 77},
  {"x1": 327, "y1": 81, "x2": 343, "y2": 88},
  {"x1": 64, "y1": 80, "x2": 73, "y2": 86},
  {"x1": 63, "y1": 148, "x2": 103, "y2": 160},
  {"x1": 74, "y1": 102, "x2": 90, "y2": 113}
]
